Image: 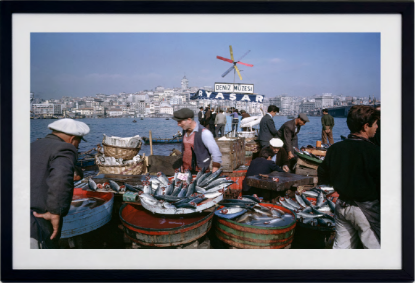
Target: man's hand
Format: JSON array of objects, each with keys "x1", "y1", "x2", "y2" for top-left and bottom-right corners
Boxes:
[
  {"x1": 33, "y1": 211, "x2": 61, "y2": 240},
  {"x1": 212, "y1": 167, "x2": 219, "y2": 173},
  {"x1": 282, "y1": 165, "x2": 290, "y2": 172},
  {"x1": 325, "y1": 129, "x2": 331, "y2": 133},
  {"x1": 288, "y1": 151, "x2": 295, "y2": 159}
]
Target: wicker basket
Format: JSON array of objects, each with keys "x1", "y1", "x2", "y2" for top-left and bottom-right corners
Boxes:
[
  {"x1": 97, "y1": 159, "x2": 145, "y2": 175},
  {"x1": 102, "y1": 141, "x2": 142, "y2": 160}
]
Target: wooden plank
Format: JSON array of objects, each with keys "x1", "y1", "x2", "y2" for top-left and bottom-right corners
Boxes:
[
  {"x1": 245, "y1": 172, "x2": 314, "y2": 192},
  {"x1": 92, "y1": 174, "x2": 147, "y2": 186},
  {"x1": 297, "y1": 157, "x2": 319, "y2": 170},
  {"x1": 295, "y1": 166, "x2": 318, "y2": 176}
]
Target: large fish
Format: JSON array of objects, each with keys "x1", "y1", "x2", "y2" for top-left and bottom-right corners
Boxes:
[
  {"x1": 157, "y1": 172, "x2": 169, "y2": 186},
  {"x1": 317, "y1": 217, "x2": 335, "y2": 227},
  {"x1": 203, "y1": 190, "x2": 223, "y2": 199},
  {"x1": 177, "y1": 185, "x2": 188, "y2": 198},
  {"x1": 203, "y1": 177, "x2": 233, "y2": 189},
  {"x1": 241, "y1": 194, "x2": 262, "y2": 203},
  {"x1": 142, "y1": 182, "x2": 152, "y2": 195},
  {"x1": 109, "y1": 180, "x2": 120, "y2": 193},
  {"x1": 302, "y1": 190, "x2": 319, "y2": 198},
  {"x1": 186, "y1": 182, "x2": 196, "y2": 197},
  {"x1": 285, "y1": 197, "x2": 302, "y2": 209},
  {"x1": 138, "y1": 192, "x2": 158, "y2": 204},
  {"x1": 173, "y1": 169, "x2": 180, "y2": 184},
  {"x1": 219, "y1": 207, "x2": 245, "y2": 215},
  {"x1": 164, "y1": 182, "x2": 174, "y2": 195},
  {"x1": 198, "y1": 168, "x2": 223, "y2": 187},
  {"x1": 316, "y1": 191, "x2": 325, "y2": 207},
  {"x1": 171, "y1": 181, "x2": 183, "y2": 196},
  {"x1": 88, "y1": 178, "x2": 97, "y2": 191},
  {"x1": 184, "y1": 169, "x2": 193, "y2": 185},
  {"x1": 124, "y1": 183, "x2": 141, "y2": 192},
  {"x1": 327, "y1": 198, "x2": 336, "y2": 212},
  {"x1": 195, "y1": 186, "x2": 207, "y2": 194},
  {"x1": 295, "y1": 192, "x2": 307, "y2": 207},
  {"x1": 196, "y1": 172, "x2": 211, "y2": 186},
  {"x1": 154, "y1": 195, "x2": 182, "y2": 202},
  {"x1": 301, "y1": 194, "x2": 312, "y2": 206},
  {"x1": 279, "y1": 197, "x2": 297, "y2": 211}
]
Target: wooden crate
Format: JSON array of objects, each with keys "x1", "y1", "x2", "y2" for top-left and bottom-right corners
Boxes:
[
  {"x1": 296, "y1": 157, "x2": 319, "y2": 170},
  {"x1": 215, "y1": 137, "x2": 245, "y2": 172}
]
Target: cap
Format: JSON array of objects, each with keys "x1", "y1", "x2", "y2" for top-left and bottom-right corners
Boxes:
[
  {"x1": 298, "y1": 113, "x2": 309, "y2": 122},
  {"x1": 48, "y1": 118, "x2": 90, "y2": 141},
  {"x1": 269, "y1": 138, "x2": 284, "y2": 148},
  {"x1": 172, "y1": 108, "x2": 194, "y2": 121}
]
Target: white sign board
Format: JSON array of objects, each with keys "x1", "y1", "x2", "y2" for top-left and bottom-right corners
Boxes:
[{"x1": 214, "y1": 83, "x2": 254, "y2": 94}]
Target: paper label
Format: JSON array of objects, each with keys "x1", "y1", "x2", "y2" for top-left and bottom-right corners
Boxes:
[{"x1": 177, "y1": 173, "x2": 188, "y2": 181}]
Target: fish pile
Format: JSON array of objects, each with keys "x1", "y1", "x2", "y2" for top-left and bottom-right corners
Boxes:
[
  {"x1": 95, "y1": 153, "x2": 143, "y2": 166},
  {"x1": 138, "y1": 168, "x2": 237, "y2": 214},
  {"x1": 276, "y1": 186, "x2": 336, "y2": 229},
  {"x1": 293, "y1": 147, "x2": 325, "y2": 161},
  {"x1": 215, "y1": 195, "x2": 296, "y2": 228},
  {"x1": 88, "y1": 168, "x2": 236, "y2": 214}
]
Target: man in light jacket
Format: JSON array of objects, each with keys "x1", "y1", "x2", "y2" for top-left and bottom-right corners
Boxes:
[{"x1": 214, "y1": 109, "x2": 227, "y2": 137}]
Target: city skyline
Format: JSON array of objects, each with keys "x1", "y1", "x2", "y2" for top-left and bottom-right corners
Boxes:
[{"x1": 31, "y1": 33, "x2": 381, "y2": 99}]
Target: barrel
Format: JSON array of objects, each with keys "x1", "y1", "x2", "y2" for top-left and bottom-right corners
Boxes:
[
  {"x1": 119, "y1": 203, "x2": 214, "y2": 247},
  {"x1": 220, "y1": 168, "x2": 247, "y2": 199},
  {"x1": 215, "y1": 203, "x2": 296, "y2": 249},
  {"x1": 61, "y1": 188, "x2": 114, "y2": 239}
]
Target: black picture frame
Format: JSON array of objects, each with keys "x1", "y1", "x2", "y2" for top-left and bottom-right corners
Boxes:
[{"x1": 1, "y1": 1, "x2": 413, "y2": 282}]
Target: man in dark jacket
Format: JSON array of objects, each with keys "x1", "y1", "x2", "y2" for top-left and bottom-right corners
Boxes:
[
  {"x1": 209, "y1": 107, "x2": 217, "y2": 137},
  {"x1": 198, "y1": 107, "x2": 205, "y2": 125},
  {"x1": 258, "y1": 105, "x2": 279, "y2": 147},
  {"x1": 276, "y1": 113, "x2": 309, "y2": 159},
  {"x1": 242, "y1": 147, "x2": 284, "y2": 194},
  {"x1": 318, "y1": 105, "x2": 380, "y2": 249},
  {"x1": 321, "y1": 108, "x2": 335, "y2": 145},
  {"x1": 31, "y1": 119, "x2": 90, "y2": 248}
]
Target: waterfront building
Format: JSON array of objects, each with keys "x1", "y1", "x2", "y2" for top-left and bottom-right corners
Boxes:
[
  {"x1": 107, "y1": 108, "x2": 123, "y2": 117},
  {"x1": 75, "y1": 107, "x2": 94, "y2": 117},
  {"x1": 300, "y1": 101, "x2": 316, "y2": 113},
  {"x1": 173, "y1": 104, "x2": 199, "y2": 115},
  {"x1": 32, "y1": 103, "x2": 63, "y2": 117},
  {"x1": 160, "y1": 105, "x2": 173, "y2": 115},
  {"x1": 315, "y1": 94, "x2": 334, "y2": 109}
]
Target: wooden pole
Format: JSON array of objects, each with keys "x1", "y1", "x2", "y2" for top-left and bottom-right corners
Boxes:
[{"x1": 149, "y1": 130, "x2": 153, "y2": 155}]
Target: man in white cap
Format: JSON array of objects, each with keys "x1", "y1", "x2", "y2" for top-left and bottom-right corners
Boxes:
[
  {"x1": 30, "y1": 119, "x2": 90, "y2": 248},
  {"x1": 268, "y1": 138, "x2": 290, "y2": 172}
]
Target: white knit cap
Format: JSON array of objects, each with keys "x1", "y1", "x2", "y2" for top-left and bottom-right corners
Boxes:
[
  {"x1": 269, "y1": 138, "x2": 284, "y2": 148},
  {"x1": 48, "y1": 119, "x2": 90, "y2": 141}
]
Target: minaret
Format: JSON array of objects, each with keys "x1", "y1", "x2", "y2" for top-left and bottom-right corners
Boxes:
[{"x1": 181, "y1": 75, "x2": 189, "y2": 91}]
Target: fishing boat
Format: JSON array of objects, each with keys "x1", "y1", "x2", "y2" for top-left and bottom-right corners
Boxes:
[
  {"x1": 165, "y1": 118, "x2": 170, "y2": 120},
  {"x1": 287, "y1": 115, "x2": 295, "y2": 119},
  {"x1": 132, "y1": 120, "x2": 137, "y2": 123},
  {"x1": 140, "y1": 117, "x2": 144, "y2": 120},
  {"x1": 77, "y1": 156, "x2": 96, "y2": 168},
  {"x1": 143, "y1": 137, "x2": 182, "y2": 144}
]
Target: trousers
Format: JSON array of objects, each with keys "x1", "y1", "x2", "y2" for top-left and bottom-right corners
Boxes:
[
  {"x1": 216, "y1": 124, "x2": 225, "y2": 137},
  {"x1": 322, "y1": 128, "x2": 334, "y2": 144},
  {"x1": 333, "y1": 200, "x2": 380, "y2": 249}
]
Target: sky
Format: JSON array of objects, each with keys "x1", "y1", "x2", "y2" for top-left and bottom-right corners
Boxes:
[{"x1": 31, "y1": 33, "x2": 380, "y2": 99}]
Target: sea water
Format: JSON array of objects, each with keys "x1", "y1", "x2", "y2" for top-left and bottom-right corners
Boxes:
[{"x1": 30, "y1": 115, "x2": 350, "y2": 156}]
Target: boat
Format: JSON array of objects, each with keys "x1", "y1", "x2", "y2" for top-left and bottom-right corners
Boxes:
[
  {"x1": 165, "y1": 118, "x2": 170, "y2": 120},
  {"x1": 140, "y1": 117, "x2": 144, "y2": 120},
  {"x1": 132, "y1": 120, "x2": 137, "y2": 123},
  {"x1": 287, "y1": 115, "x2": 295, "y2": 119},
  {"x1": 143, "y1": 137, "x2": 183, "y2": 144},
  {"x1": 60, "y1": 188, "x2": 114, "y2": 239},
  {"x1": 77, "y1": 156, "x2": 96, "y2": 168}
]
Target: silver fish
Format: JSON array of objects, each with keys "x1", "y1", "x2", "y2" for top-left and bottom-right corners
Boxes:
[
  {"x1": 197, "y1": 172, "x2": 211, "y2": 186},
  {"x1": 317, "y1": 217, "x2": 335, "y2": 227},
  {"x1": 279, "y1": 197, "x2": 297, "y2": 211},
  {"x1": 198, "y1": 168, "x2": 223, "y2": 187},
  {"x1": 88, "y1": 178, "x2": 97, "y2": 191},
  {"x1": 316, "y1": 191, "x2": 325, "y2": 207},
  {"x1": 285, "y1": 197, "x2": 302, "y2": 209},
  {"x1": 302, "y1": 190, "x2": 319, "y2": 198},
  {"x1": 195, "y1": 186, "x2": 207, "y2": 194},
  {"x1": 296, "y1": 212, "x2": 324, "y2": 219},
  {"x1": 138, "y1": 193, "x2": 158, "y2": 204},
  {"x1": 295, "y1": 192, "x2": 307, "y2": 207},
  {"x1": 143, "y1": 182, "x2": 152, "y2": 195},
  {"x1": 177, "y1": 186, "x2": 188, "y2": 198},
  {"x1": 162, "y1": 202, "x2": 177, "y2": 210},
  {"x1": 301, "y1": 193, "x2": 312, "y2": 206},
  {"x1": 203, "y1": 190, "x2": 223, "y2": 199},
  {"x1": 157, "y1": 172, "x2": 169, "y2": 186},
  {"x1": 263, "y1": 218, "x2": 284, "y2": 225},
  {"x1": 220, "y1": 207, "x2": 244, "y2": 214},
  {"x1": 327, "y1": 198, "x2": 336, "y2": 212},
  {"x1": 271, "y1": 208, "x2": 283, "y2": 218}
]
